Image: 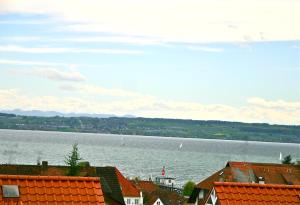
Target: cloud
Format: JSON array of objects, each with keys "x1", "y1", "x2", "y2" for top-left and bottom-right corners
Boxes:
[
  {"x1": 10, "y1": 68, "x2": 86, "y2": 82},
  {"x1": 1, "y1": 0, "x2": 300, "y2": 43},
  {"x1": 0, "y1": 35, "x2": 165, "y2": 45},
  {"x1": 247, "y1": 97, "x2": 300, "y2": 111},
  {"x1": 0, "y1": 45, "x2": 143, "y2": 54},
  {"x1": 0, "y1": 59, "x2": 71, "y2": 67},
  {"x1": 0, "y1": 19, "x2": 51, "y2": 24},
  {"x1": 0, "y1": 36, "x2": 42, "y2": 41},
  {"x1": 54, "y1": 36, "x2": 165, "y2": 46},
  {"x1": 59, "y1": 83, "x2": 153, "y2": 98},
  {"x1": 187, "y1": 46, "x2": 224, "y2": 53},
  {"x1": 0, "y1": 88, "x2": 299, "y2": 125}
]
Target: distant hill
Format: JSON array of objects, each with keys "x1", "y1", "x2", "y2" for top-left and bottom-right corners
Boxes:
[
  {"x1": 0, "y1": 113, "x2": 299, "y2": 143},
  {"x1": 0, "y1": 109, "x2": 121, "y2": 118}
]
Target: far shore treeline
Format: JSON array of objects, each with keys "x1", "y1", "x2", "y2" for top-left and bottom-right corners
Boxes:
[{"x1": 0, "y1": 113, "x2": 299, "y2": 143}]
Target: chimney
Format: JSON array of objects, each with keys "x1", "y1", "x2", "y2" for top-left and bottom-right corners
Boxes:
[
  {"x1": 258, "y1": 176, "x2": 265, "y2": 184},
  {"x1": 42, "y1": 161, "x2": 48, "y2": 168}
]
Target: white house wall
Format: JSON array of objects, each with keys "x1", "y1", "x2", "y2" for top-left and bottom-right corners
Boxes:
[{"x1": 124, "y1": 196, "x2": 143, "y2": 205}]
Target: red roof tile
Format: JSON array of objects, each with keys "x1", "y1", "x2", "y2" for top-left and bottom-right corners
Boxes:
[
  {"x1": 190, "y1": 162, "x2": 300, "y2": 205},
  {"x1": 132, "y1": 180, "x2": 158, "y2": 194},
  {"x1": 227, "y1": 161, "x2": 300, "y2": 184},
  {"x1": 214, "y1": 182, "x2": 300, "y2": 205},
  {"x1": 0, "y1": 175, "x2": 105, "y2": 205},
  {"x1": 115, "y1": 168, "x2": 140, "y2": 197}
]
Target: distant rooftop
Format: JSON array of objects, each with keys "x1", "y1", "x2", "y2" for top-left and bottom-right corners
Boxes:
[{"x1": 212, "y1": 182, "x2": 300, "y2": 205}]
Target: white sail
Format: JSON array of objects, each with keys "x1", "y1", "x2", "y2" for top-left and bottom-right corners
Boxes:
[
  {"x1": 179, "y1": 143, "x2": 183, "y2": 149},
  {"x1": 279, "y1": 152, "x2": 282, "y2": 161}
]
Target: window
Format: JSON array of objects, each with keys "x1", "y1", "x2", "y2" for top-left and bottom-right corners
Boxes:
[
  {"x1": 169, "y1": 179, "x2": 171, "y2": 183},
  {"x1": 2, "y1": 185, "x2": 20, "y2": 198},
  {"x1": 127, "y1": 199, "x2": 131, "y2": 204},
  {"x1": 135, "y1": 199, "x2": 139, "y2": 204},
  {"x1": 157, "y1": 201, "x2": 160, "y2": 205},
  {"x1": 199, "y1": 190, "x2": 204, "y2": 199}
]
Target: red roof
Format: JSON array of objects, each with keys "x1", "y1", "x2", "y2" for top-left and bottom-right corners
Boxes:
[
  {"x1": 132, "y1": 180, "x2": 158, "y2": 194},
  {"x1": 214, "y1": 182, "x2": 300, "y2": 205},
  {"x1": 0, "y1": 175, "x2": 105, "y2": 205},
  {"x1": 115, "y1": 168, "x2": 140, "y2": 197},
  {"x1": 227, "y1": 161, "x2": 300, "y2": 185},
  {"x1": 190, "y1": 161, "x2": 300, "y2": 205}
]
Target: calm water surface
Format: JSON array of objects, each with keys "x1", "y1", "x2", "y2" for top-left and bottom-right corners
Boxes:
[{"x1": 0, "y1": 129, "x2": 300, "y2": 186}]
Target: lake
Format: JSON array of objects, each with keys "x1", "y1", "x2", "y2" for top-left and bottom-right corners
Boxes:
[{"x1": 0, "y1": 129, "x2": 300, "y2": 187}]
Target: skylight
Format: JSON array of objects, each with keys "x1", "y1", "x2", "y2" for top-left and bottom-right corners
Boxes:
[{"x1": 2, "y1": 185, "x2": 20, "y2": 198}]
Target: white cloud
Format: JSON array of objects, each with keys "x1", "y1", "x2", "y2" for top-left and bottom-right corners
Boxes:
[
  {"x1": 0, "y1": 35, "x2": 165, "y2": 45},
  {"x1": 0, "y1": 36, "x2": 42, "y2": 41},
  {"x1": 59, "y1": 83, "x2": 153, "y2": 99},
  {"x1": 247, "y1": 97, "x2": 300, "y2": 111},
  {"x1": 0, "y1": 19, "x2": 51, "y2": 24},
  {"x1": 0, "y1": 45, "x2": 143, "y2": 54},
  {"x1": 0, "y1": 59, "x2": 71, "y2": 67},
  {"x1": 1, "y1": 0, "x2": 300, "y2": 43},
  {"x1": 0, "y1": 88, "x2": 299, "y2": 125},
  {"x1": 187, "y1": 46, "x2": 224, "y2": 53},
  {"x1": 10, "y1": 68, "x2": 86, "y2": 82},
  {"x1": 54, "y1": 36, "x2": 165, "y2": 45}
]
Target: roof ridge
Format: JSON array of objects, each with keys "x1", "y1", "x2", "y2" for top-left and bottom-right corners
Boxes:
[
  {"x1": 0, "y1": 174, "x2": 100, "y2": 181},
  {"x1": 227, "y1": 161, "x2": 296, "y2": 167},
  {"x1": 214, "y1": 182, "x2": 300, "y2": 188}
]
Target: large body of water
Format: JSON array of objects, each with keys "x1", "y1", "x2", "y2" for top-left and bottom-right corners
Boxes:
[{"x1": 0, "y1": 129, "x2": 300, "y2": 186}]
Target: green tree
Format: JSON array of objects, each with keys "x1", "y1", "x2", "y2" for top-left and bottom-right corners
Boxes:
[
  {"x1": 183, "y1": 181, "x2": 196, "y2": 197},
  {"x1": 65, "y1": 143, "x2": 82, "y2": 176},
  {"x1": 282, "y1": 155, "x2": 292, "y2": 164}
]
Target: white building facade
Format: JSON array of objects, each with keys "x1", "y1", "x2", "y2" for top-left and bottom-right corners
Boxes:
[{"x1": 124, "y1": 191, "x2": 143, "y2": 205}]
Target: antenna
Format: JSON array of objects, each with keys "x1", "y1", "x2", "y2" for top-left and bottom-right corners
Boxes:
[{"x1": 36, "y1": 150, "x2": 43, "y2": 165}]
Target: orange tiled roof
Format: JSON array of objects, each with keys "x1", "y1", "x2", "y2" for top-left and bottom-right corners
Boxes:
[
  {"x1": 132, "y1": 180, "x2": 158, "y2": 194},
  {"x1": 0, "y1": 175, "x2": 105, "y2": 205},
  {"x1": 190, "y1": 161, "x2": 300, "y2": 205},
  {"x1": 115, "y1": 168, "x2": 140, "y2": 197},
  {"x1": 227, "y1": 161, "x2": 300, "y2": 184},
  {"x1": 214, "y1": 182, "x2": 300, "y2": 205}
]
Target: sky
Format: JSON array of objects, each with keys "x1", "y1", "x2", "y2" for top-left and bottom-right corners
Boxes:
[{"x1": 0, "y1": 0, "x2": 299, "y2": 125}]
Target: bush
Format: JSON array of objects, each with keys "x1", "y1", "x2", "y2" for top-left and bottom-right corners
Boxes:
[
  {"x1": 183, "y1": 181, "x2": 196, "y2": 197},
  {"x1": 282, "y1": 155, "x2": 292, "y2": 164},
  {"x1": 65, "y1": 143, "x2": 82, "y2": 176}
]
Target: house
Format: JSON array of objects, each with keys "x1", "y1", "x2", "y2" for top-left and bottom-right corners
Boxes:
[
  {"x1": 132, "y1": 180, "x2": 162, "y2": 205},
  {"x1": 115, "y1": 168, "x2": 143, "y2": 205},
  {"x1": 155, "y1": 176, "x2": 176, "y2": 187},
  {"x1": 146, "y1": 195, "x2": 164, "y2": 205},
  {"x1": 0, "y1": 174, "x2": 105, "y2": 205},
  {"x1": 132, "y1": 180, "x2": 159, "y2": 194},
  {"x1": 96, "y1": 167, "x2": 126, "y2": 205},
  {"x1": 0, "y1": 161, "x2": 97, "y2": 177},
  {"x1": 204, "y1": 182, "x2": 300, "y2": 205},
  {"x1": 0, "y1": 162, "x2": 126, "y2": 205},
  {"x1": 188, "y1": 161, "x2": 300, "y2": 205},
  {"x1": 132, "y1": 180, "x2": 186, "y2": 205}
]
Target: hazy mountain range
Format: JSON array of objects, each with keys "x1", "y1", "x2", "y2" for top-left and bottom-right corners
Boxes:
[{"x1": 0, "y1": 109, "x2": 135, "y2": 118}]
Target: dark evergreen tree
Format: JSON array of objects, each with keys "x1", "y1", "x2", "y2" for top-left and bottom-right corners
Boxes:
[{"x1": 282, "y1": 154, "x2": 292, "y2": 164}]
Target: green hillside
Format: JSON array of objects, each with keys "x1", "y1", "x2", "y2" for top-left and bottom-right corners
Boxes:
[{"x1": 0, "y1": 113, "x2": 299, "y2": 143}]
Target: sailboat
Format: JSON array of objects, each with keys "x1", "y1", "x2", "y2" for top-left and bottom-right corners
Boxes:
[
  {"x1": 179, "y1": 143, "x2": 183, "y2": 149},
  {"x1": 121, "y1": 137, "x2": 125, "y2": 146},
  {"x1": 279, "y1": 152, "x2": 282, "y2": 161}
]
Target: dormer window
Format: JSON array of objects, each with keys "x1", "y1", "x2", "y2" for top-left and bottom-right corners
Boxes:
[
  {"x1": 2, "y1": 185, "x2": 20, "y2": 198},
  {"x1": 258, "y1": 176, "x2": 265, "y2": 184}
]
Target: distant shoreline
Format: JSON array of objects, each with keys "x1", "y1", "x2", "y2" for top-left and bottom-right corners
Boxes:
[
  {"x1": 0, "y1": 114, "x2": 299, "y2": 144},
  {"x1": 0, "y1": 127, "x2": 299, "y2": 146}
]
